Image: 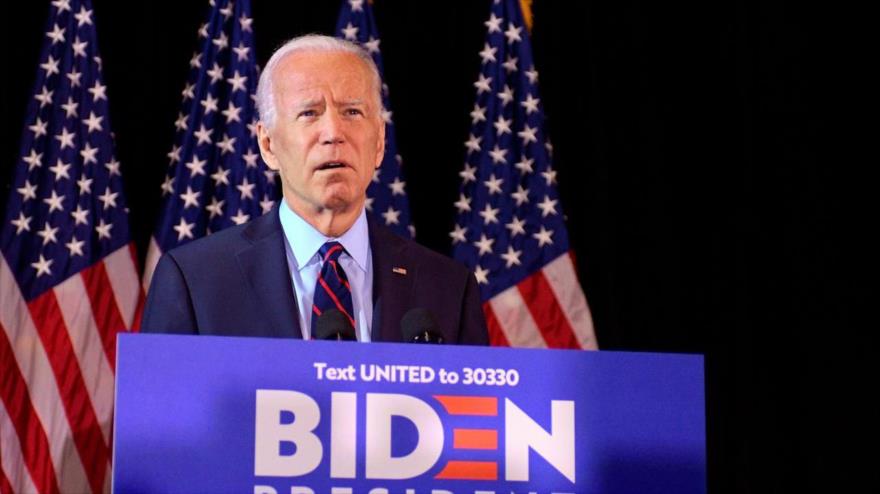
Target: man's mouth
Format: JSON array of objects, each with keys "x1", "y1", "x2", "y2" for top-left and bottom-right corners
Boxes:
[{"x1": 316, "y1": 161, "x2": 348, "y2": 171}]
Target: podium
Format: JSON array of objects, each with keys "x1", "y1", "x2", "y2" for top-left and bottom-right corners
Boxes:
[{"x1": 113, "y1": 334, "x2": 705, "y2": 493}]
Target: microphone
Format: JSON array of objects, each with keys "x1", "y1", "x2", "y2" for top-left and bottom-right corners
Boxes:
[
  {"x1": 313, "y1": 309, "x2": 357, "y2": 341},
  {"x1": 401, "y1": 308, "x2": 445, "y2": 344}
]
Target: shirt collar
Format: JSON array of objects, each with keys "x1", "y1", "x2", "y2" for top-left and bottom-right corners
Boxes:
[{"x1": 278, "y1": 200, "x2": 370, "y2": 273}]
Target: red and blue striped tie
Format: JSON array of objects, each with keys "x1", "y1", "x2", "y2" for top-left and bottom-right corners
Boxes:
[{"x1": 312, "y1": 241, "x2": 356, "y2": 333}]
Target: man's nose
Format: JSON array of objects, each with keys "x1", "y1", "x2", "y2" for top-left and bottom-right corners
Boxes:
[{"x1": 319, "y1": 111, "x2": 344, "y2": 145}]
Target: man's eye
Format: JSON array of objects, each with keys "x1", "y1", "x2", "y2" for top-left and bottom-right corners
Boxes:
[
  {"x1": 298, "y1": 110, "x2": 317, "y2": 118},
  {"x1": 345, "y1": 108, "x2": 364, "y2": 116}
]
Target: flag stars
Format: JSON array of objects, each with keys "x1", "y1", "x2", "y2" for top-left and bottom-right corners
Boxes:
[
  {"x1": 55, "y1": 127, "x2": 76, "y2": 149},
  {"x1": 181, "y1": 83, "x2": 195, "y2": 100},
  {"x1": 160, "y1": 175, "x2": 174, "y2": 196},
  {"x1": 518, "y1": 125, "x2": 538, "y2": 145},
  {"x1": 194, "y1": 125, "x2": 213, "y2": 145},
  {"x1": 98, "y1": 187, "x2": 119, "y2": 210},
  {"x1": 525, "y1": 66, "x2": 539, "y2": 85},
  {"x1": 227, "y1": 71, "x2": 247, "y2": 93},
  {"x1": 449, "y1": 224, "x2": 468, "y2": 244},
  {"x1": 174, "y1": 112, "x2": 188, "y2": 131},
  {"x1": 51, "y1": 0, "x2": 71, "y2": 13},
  {"x1": 46, "y1": 24, "x2": 65, "y2": 45},
  {"x1": 66, "y1": 237, "x2": 85, "y2": 257},
  {"x1": 381, "y1": 108, "x2": 393, "y2": 124},
  {"x1": 506, "y1": 216, "x2": 526, "y2": 237},
  {"x1": 74, "y1": 5, "x2": 93, "y2": 26},
  {"x1": 497, "y1": 85, "x2": 514, "y2": 106},
  {"x1": 494, "y1": 115, "x2": 512, "y2": 135},
  {"x1": 72, "y1": 36, "x2": 88, "y2": 57},
  {"x1": 83, "y1": 111, "x2": 103, "y2": 133},
  {"x1": 464, "y1": 134, "x2": 482, "y2": 153},
  {"x1": 67, "y1": 69, "x2": 82, "y2": 87},
  {"x1": 23, "y1": 150, "x2": 43, "y2": 170},
  {"x1": 388, "y1": 177, "x2": 406, "y2": 196},
  {"x1": 479, "y1": 43, "x2": 497, "y2": 64},
  {"x1": 239, "y1": 14, "x2": 253, "y2": 32},
  {"x1": 503, "y1": 55, "x2": 518, "y2": 73},
  {"x1": 17, "y1": 180, "x2": 37, "y2": 201},
  {"x1": 342, "y1": 22, "x2": 358, "y2": 40},
  {"x1": 29, "y1": 118, "x2": 48, "y2": 138},
  {"x1": 542, "y1": 167, "x2": 558, "y2": 185},
  {"x1": 242, "y1": 149, "x2": 260, "y2": 168},
  {"x1": 364, "y1": 37, "x2": 381, "y2": 54},
  {"x1": 95, "y1": 219, "x2": 113, "y2": 240},
  {"x1": 515, "y1": 156, "x2": 534, "y2": 174},
  {"x1": 216, "y1": 134, "x2": 236, "y2": 154},
  {"x1": 237, "y1": 178, "x2": 256, "y2": 200},
  {"x1": 43, "y1": 190, "x2": 64, "y2": 213},
  {"x1": 185, "y1": 156, "x2": 207, "y2": 176},
  {"x1": 179, "y1": 186, "x2": 201, "y2": 208},
  {"x1": 207, "y1": 63, "x2": 224, "y2": 84},
  {"x1": 484, "y1": 174, "x2": 504, "y2": 195},
  {"x1": 532, "y1": 226, "x2": 555, "y2": 247},
  {"x1": 473, "y1": 234, "x2": 495, "y2": 256},
  {"x1": 538, "y1": 195, "x2": 558, "y2": 217},
  {"x1": 205, "y1": 197, "x2": 224, "y2": 219},
  {"x1": 260, "y1": 197, "x2": 275, "y2": 214},
  {"x1": 201, "y1": 93, "x2": 219, "y2": 114},
  {"x1": 173, "y1": 217, "x2": 195, "y2": 240},
  {"x1": 11, "y1": 212, "x2": 32, "y2": 234},
  {"x1": 230, "y1": 209, "x2": 250, "y2": 225},
  {"x1": 349, "y1": 0, "x2": 365, "y2": 12},
  {"x1": 211, "y1": 166, "x2": 230, "y2": 186},
  {"x1": 470, "y1": 104, "x2": 486, "y2": 123},
  {"x1": 198, "y1": 22, "x2": 209, "y2": 39},
  {"x1": 77, "y1": 175, "x2": 93, "y2": 194},
  {"x1": 511, "y1": 185, "x2": 530, "y2": 206},
  {"x1": 501, "y1": 246, "x2": 523, "y2": 268},
  {"x1": 105, "y1": 158, "x2": 121, "y2": 176},
  {"x1": 190, "y1": 52, "x2": 202, "y2": 69},
  {"x1": 489, "y1": 145, "x2": 507, "y2": 164},
  {"x1": 40, "y1": 55, "x2": 60, "y2": 76},
  {"x1": 219, "y1": 2, "x2": 234, "y2": 18},
  {"x1": 233, "y1": 42, "x2": 250, "y2": 61},
  {"x1": 167, "y1": 145, "x2": 182, "y2": 163},
  {"x1": 88, "y1": 80, "x2": 107, "y2": 101},
  {"x1": 521, "y1": 94, "x2": 540, "y2": 114},
  {"x1": 382, "y1": 207, "x2": 401, "y2": 225},
  {"x1": 474, "y1": 265, "x2": 489, "y2": 285},
  {"x1": 70, "y1": 205, "x2": 89, "y2": 225},
  {"x1": 474, "y1": 74, "x2": 492, "y2": 94},
  {"x1": 212, "y1": 32, "x2": 229, "y2": 51},
  {"x1": 454, "y1": 193, "x2": 472, "y2": 213},
  {"x1": 459, "y1": 163, "x2": 477, "y2": 183},
  {"x1": 484, "y1": 13, "x2": 502, "y2": 33},
  {"x1": 80, "y1": 142, "x2": 99, "y2": 165},
  {"x1": 504, "y1": 23, "x2": 523, "y2": 44},
  {"x1": 31, "y1": 254, "x2": 53, "y2": 277},
  {"x1": 49, "y1": 159, "x2": 71, "y2": 180},
  {"x1": 479, "y1": 204, "x2": 500, "y2": 225},
  {"x1": 222, "y1": 102, "x2": 242, "y2": 123},
  {"x1": 35, "y1": 86, "x2": 53, "y2": 107},
  {"x1": 37, "y1": 222, "x2": 59, "y2": 245}
]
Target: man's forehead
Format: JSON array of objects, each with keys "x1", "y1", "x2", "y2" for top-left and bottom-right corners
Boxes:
[{"x1": 274, "y1": 51, "x2": 371, "y2": 89}]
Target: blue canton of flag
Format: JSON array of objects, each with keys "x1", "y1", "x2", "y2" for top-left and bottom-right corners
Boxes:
[
  {"x1": 0, "y1": 0, "x2": 143, "y2": 492},
  {"x1": 335, "y1": 0, "x2": 414, "y2": 238},
  {"x1": 451, "y1": 0, "x2": 597, "y2": 349},
  {"x1": 144, "y1": 0, "x2": 277, "y2": 288}
]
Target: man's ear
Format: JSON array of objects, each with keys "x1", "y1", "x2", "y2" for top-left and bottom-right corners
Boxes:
[
  {"x1": 374, "y1": 117, "x2": 386, "y2": 169},
  {"x1": 256, "y1": 121, "x2": 280, "y2": 171}
]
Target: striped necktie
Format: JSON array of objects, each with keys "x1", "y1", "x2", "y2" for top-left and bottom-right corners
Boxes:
[{"x1": 312, "y1": 241, "x2": 356, "y2": 334}]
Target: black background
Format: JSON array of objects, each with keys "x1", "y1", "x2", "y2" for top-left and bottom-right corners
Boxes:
[{"x1": 0, "y1": 1, "x2": 869, "y2": 492}]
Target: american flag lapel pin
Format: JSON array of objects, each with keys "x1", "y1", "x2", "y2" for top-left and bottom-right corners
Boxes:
[{"x1": 392, "y1": 267, "x2": 407, "y2": 276}]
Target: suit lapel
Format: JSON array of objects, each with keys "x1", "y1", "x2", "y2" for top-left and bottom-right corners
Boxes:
[
  {"x1": 235, "y1": 207, "x2": 303, "y2": 339},
  {"x1": 369, "y1": 215, "x2": 414, "y2": 342}
]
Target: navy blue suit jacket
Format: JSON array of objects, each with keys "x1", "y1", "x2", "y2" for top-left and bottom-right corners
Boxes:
[{"x1": 141, "y1": 207, "x2": 488, "y2": 344}]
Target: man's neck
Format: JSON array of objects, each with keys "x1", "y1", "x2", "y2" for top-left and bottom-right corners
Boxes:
[{"x1": 285, "y1": 197, "x2": 361, "y2": 238}]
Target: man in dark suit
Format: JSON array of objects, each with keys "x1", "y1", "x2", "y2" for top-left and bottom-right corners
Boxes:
[{"x1": 141, "y1": 35, "x2": 488, "y2": 345}]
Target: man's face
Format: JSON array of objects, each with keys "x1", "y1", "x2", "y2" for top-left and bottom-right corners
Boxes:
[{"x1": 258, "y1": 50, "x2": 385, "y2": 216}]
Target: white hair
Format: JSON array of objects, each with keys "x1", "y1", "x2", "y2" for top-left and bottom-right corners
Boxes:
[{"x1": 256, "y1": 34, "x2": 382, "y2": 129}]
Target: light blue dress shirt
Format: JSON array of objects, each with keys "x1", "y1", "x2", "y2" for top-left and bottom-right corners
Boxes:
[{"x1": 278, "y1": 201, "x2": 373, "y2": 341}]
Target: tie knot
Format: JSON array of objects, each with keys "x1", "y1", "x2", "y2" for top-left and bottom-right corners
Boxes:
[{"x1": 319, "y1": 241, "x2": 346, "y2": 262}]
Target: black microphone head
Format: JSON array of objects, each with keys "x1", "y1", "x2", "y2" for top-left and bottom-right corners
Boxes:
[
  {"x1": 401, "y1": 308, "x2": 444, "y2": 344},
  {"x1": 313, "y1": 309, "x2": 356, "y2": 341}
]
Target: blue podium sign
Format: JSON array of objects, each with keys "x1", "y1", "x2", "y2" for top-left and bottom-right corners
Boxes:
[{"x1": 113, "y1": 334, "x2": 704, "y2": 493}]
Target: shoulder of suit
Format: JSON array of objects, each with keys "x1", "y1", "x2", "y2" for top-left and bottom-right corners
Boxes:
[{"x1": 164, "y1": 212, "x2": 276, "y2": 264}]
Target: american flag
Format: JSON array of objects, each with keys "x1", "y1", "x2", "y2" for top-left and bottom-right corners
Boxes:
[
  {"x1": 143, "y1": 0, "x2": 277, "y2": 289},
  {"x1": 335, "y1": 0, "x2": 414, "y2": 238},
  {"x1": 451, "y1": 0, "x2": 597, "y2": 349},
  {"x1": 0, "y1": 0, "x2": 143, "y2": 492}
]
